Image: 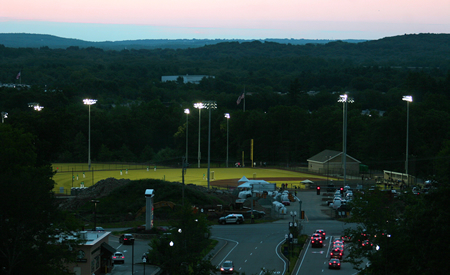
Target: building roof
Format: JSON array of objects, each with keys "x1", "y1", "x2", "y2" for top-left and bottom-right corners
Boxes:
[
  {"x1": 307, "y1": 149, "x2": 360, "y2": 164},
  {"x1": 78, "y1": 231, "x2": 111, "y2": 246},
  {"x1": 101, "y1": 242, "x2": 116, "y2": 254}
]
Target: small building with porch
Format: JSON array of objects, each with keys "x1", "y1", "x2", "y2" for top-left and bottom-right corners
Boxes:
[
  {"x1": 307, "y1": 149, "x2": 361, "y2": 176},
  {"x1": 66, "y1": 230, "x2": 116, "y2": 275}
]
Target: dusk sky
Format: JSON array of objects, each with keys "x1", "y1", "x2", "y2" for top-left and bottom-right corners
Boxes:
[{"x1": 1, "y1": 0, "x2": 449, "y2": 42}]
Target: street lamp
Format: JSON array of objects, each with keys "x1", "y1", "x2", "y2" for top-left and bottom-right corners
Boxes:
[
  {"x1": 290, "y1": 211, "x2": 297, "y2": 223},
  {"x1": 1, "y1": 112, "x2": 7, "y2": 123},
  {"x1": 194, "y1": 103, "x2": 204, "y2": 168},
  {"x1": 338, "y1": 94, "x2": 354, "y2": 187},
  {"x1": 203, "y1": 101, "x2": 217, "y2": 189},
  {"x1": 184, "y1": 109, "x2": 190, "y2": 165},
  {"x1": 83, "y1": 99, "x2": 97, "y2": 171},
  {"x1": 402, "y1": 95, "x2": 413, "y2": 184},
  {"x1": 91, "y1": 199, "x2": 100, "y2": 230},
  {"x1": 224, "y1": 113, "x2": 230, "y2": 168}
]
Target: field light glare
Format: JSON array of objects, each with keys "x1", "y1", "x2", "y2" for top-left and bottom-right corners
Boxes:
[
  {"x1": 83, "y1": 99, "x2": 98, "y2": 105},
  {"x1": 402, "y1": 95, "x2": 413, "y2": 102}
]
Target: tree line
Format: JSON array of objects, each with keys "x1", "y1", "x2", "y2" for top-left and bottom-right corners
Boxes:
[{"x1": 1, "y1": 34, "x2": 450, "y2": 182}]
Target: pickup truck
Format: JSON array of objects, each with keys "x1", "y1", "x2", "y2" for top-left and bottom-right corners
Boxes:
[{"x1": 218, "y1": 214, "x2": 245, "y2": 225}]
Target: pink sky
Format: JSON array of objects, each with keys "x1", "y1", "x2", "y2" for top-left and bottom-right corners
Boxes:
[{"x1": 1, "y1": 0, "x2": 449, "y2": 41}]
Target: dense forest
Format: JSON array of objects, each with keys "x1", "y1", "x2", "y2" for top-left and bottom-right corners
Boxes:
[{"x1": 1, "y1": 33, "x2": 450, "y2": 182}]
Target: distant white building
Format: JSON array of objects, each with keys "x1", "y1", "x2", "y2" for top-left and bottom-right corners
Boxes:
[{"x1": 161, "y1": 75, "x2": 214, "y2": 84}]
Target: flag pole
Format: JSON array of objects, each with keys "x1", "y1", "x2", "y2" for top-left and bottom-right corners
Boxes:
[{"x1": 243, "y1": 86, "x2": 246, "y2": 112}]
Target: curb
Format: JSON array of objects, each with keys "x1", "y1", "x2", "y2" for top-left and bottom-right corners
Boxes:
[{"x1": 207, "y1": 238, "x2": 229, "y2": 260}]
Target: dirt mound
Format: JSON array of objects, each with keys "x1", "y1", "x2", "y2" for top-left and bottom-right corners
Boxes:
[{"x1": 58, "y1": 178, "x2": 131, "y2": 210}]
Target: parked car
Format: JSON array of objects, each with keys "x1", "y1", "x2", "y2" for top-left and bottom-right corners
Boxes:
[
  {"x1": 112, "y1": 252, "x2": 125, "y2": 264},
  {"x1": 328, "y1": 258, "x2": 341, "y2": 269},
  {"x1": 119, "y1": 233, "x2": 135, "y2": 245},
  {"x1": 91, "y1": 227, "x2": 105, "y2": 231},
  {"x1": 341, "y1": 234, "x2": 353, "y2": 242},
  {"x1": 219, "y1": 214, "x2": 244, "y2": 224},
  {"x1": 220, "y1": 260, "x2": 234, "y2": 274}
]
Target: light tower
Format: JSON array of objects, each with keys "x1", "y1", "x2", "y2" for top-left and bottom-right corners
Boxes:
[{"x1": 83, "y1": 99, "x2": 97, "y2": 171}]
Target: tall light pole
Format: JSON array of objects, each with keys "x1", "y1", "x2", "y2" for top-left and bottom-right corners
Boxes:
[
  {"x1": 194, "y1": 103, "x2": 204, "y2": 168},
  {"x1": 1, "y1": 112, "x2": 7, "y2": 123},
  {"x1": 338, "y1": 94, "x2": 354, "y2": 187},
  {"x1": 83, "y1": 99, "x2": 97, "y2": 171},
  {"x1": 203, "y1": 101, "x2": 217, "y2": 189},
  {"x1": 224, "y1": 113, "x2": 230, "y2": 168},
  {"x1": 402, "y1": 95, "x2": 413, "y2": 184},
  {"x1": 91, "y1": 199, "x2": 100, "y2": 230},
  {"x1": 184, "y1": 109, "x2": 190, "y2": 165}
]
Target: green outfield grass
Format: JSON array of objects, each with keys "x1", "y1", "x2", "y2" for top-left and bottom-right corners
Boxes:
[{"x1": 52, "y1": 163, "x2": 336, "y2": 194}]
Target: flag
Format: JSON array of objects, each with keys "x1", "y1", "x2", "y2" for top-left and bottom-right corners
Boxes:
[
  {"x1": 236, "y1": 92, "x2": 245, "y2": 105},
  {"x1": 16, "y1": 71, "x2": 21, "y2": 79}
]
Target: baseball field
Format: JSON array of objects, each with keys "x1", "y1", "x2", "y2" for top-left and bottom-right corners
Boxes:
[{"x1": 52, "y1": 163, "x2": 338, "y2": 194}]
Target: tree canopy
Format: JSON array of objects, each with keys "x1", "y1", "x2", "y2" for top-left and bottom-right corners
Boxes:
[
  {"x1": 0, "y1": 124, "x2": 80, "y2": 275},
  {"x1": 344, "y1": 187, "x2": 450, "y2": 274}
]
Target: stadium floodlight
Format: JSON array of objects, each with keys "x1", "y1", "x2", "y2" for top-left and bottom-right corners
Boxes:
[
  {"x1": 184, "y1": 109, "x2": 190, "y2": 165},
  {"x1": 194, "y1": 103, "x2": 204, "y2": 168},
  {"x1": 202, "y1": 101, "x2": 217, "y2": 189},
  {"x1": 28, "y1": 102, "x2": 44, "y2": 111},
  {"x1": 402, "y1": 95, "x2": 413, "y2": 182},
  {"x1": 83, "y1": 99, "x2": 97, "y2": 171},
  {"x1": 1, "y1": 112, "x2": 7, "y2": 123},
  {"x1": 224, "y1": 113, "x2": 230, "y2": 168},
  {"x1": 338, "y1": 93, "x2": 354, "y2": 187}
]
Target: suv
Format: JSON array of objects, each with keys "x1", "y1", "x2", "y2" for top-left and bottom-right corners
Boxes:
[
  {"x1": 119, "y1": 233, "x2": 135, "y2": 245},
  {"x1": 219, "y1": 214, "x2": 244, "y2": 225}
]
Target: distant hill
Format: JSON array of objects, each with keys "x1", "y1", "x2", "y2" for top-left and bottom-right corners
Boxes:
[{"x1": 0, "y1": 33, "x2": 367, "y2": 50}]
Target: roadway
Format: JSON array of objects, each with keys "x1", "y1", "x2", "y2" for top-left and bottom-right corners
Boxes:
[
  {"x1": 210, "y1": 190, "x2": 361, "y2": 275},
  {"x1": 108, "y1": 235, "x2": 160, "y2": 275},
  {"x1": 108, "y1": 190, "x2": 362, "y2": 275}
]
